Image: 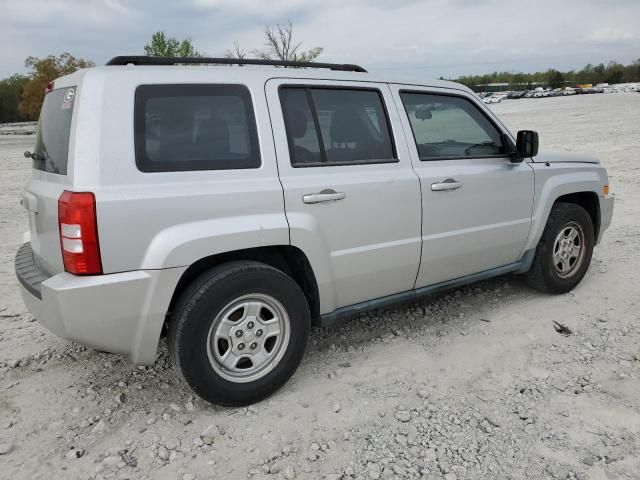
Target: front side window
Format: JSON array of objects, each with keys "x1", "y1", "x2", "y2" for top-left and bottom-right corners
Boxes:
[
  {"x1": 400, "y1": 92, "x2": 505, "y2": 160},
  {"x1": 280, "y1": 87, "x2": 396, "y2": 166},
  {"x1": 135, "y1": 84, "x2": 260, "y2": 172}
]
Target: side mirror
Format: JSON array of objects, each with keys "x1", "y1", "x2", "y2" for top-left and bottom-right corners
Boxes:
[
  {"x1": 415, "y1": 106, "x2": 432, "y2": 120},
  {"x1": 516, "y1": 130, "x2": 539, "y2": 158}
]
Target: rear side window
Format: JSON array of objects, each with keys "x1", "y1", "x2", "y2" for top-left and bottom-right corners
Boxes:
[
  {"x1": 134, "y1": 84, "x2": 261, "y2": 172},
  {"x1": 400, "y1": 92, "x2": 505, "y2": 160},
  {"x1": 33, "y1": 87, "x2": 76, "y2": 175},
  {"x1": 280, "y1": 87, "x2": 396, "y2": 166}
]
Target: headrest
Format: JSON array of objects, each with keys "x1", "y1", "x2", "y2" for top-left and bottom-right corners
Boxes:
[
  {"x1": 287, "y1": 110, "x2": 307, "y2": 139},
  {"x1": 195, "y1": 118, "x2": 230, "y2": 153},
  {"x1": 329, "y1": 107, "x2": 368, "y2": 143}
]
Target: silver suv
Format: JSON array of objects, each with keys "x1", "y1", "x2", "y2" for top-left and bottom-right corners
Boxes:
[{"x1": 16, "y1": 56, "x2": 614, "y2": 406}]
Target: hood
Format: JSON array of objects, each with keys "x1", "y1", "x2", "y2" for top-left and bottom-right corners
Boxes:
[{"x1": 532, "y1": 150, "x2": 600, "y2": 164}]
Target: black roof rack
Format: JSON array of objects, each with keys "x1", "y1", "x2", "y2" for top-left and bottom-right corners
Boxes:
[{"x1": 105, "y1": 56, "x2": 367, "y2": 73}]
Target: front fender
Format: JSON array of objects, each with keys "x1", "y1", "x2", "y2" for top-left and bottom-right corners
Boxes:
[{"x1": 524, "y1": 164, "x2": 605, "y2": 252}]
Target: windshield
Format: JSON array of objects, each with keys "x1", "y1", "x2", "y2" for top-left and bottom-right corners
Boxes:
[{"x1": 33, "y1": 87, "x2": 75, "y2": 175}]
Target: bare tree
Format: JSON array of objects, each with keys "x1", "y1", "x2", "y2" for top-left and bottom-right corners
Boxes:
[
  {"x1": 224, "y1": 41, "x2": 247, "y2": 60},
  {"x1": 252, "y1": 21, "x2": 323, "y2": 62}
]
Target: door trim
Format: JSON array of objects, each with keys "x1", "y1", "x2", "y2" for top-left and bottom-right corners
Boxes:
[{"x1": 317, "y1": 249, "x2": 535, "y2": 327}]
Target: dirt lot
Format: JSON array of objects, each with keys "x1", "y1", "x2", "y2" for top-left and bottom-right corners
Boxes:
[{"x1": 1, "y1": 93, "x2": 639, "y2": 480}]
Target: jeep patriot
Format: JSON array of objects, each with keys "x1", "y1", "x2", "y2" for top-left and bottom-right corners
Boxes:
[{"x1": 15, "y1": 56, "x2": 614, "y2": 405}]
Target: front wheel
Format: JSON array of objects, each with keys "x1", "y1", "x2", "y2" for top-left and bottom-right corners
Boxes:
[
  {"x1": 168, "y1": 261, "x2": 311, "y2": 406},
  {"x1": 525, "y1": 202, "x2": 595, "y2": 294}
]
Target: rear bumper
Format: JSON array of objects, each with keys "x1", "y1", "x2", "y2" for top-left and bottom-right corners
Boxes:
[
  {"x1": 597, "y1": 194, "x2": 615, "y2": 244},
  {"x1": 15, "y1": 243, "x2": 186, "y2": 365}
]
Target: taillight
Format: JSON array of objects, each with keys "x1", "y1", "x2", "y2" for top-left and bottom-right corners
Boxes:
[
  {"x1": 58, "y1": 191, "x2": 102, "y2": 275},
  {"x1": 44, "y1": 81, "x2": 54, "y2": 94}
]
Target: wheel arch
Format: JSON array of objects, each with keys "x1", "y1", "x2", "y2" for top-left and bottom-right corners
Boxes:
[
  {"x1": 553, "y1": 191, "x2": 600, "y2": 241},
  {"x1": 165, "y1": 246, "x2": 320, "y2": 331},
  {"x1": 525, "y1": 166, "x2": 605, "y2": 253}
]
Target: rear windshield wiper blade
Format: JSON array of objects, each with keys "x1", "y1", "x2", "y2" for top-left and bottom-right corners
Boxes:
[
  {"x1": 24, "y1": 150, "x2": 45, "y2": 161},
  {"x1": 24, "y1": 150, "x2": 59, "y2": 174}
]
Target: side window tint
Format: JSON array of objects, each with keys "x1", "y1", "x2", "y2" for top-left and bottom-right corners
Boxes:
[
  {"x1": 279, "y1": 88, "x2": 322, "y2": 164},
  {"x1": 310, "y1": 89, "x2": 394, "y2": 164},
  {"x1": 279, "y1": 87, "x2": 396, "y2": 166},
  {"x1": 400, "y1": 93, "x2": 504, "y2": 160},
  {"x1": 135, "y1": 84, "x2": 261, "y2": 172}
]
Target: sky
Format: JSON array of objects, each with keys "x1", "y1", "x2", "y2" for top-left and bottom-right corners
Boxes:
[{"x1": 1, "y1": 0, "x2": 639, "y2": 79}]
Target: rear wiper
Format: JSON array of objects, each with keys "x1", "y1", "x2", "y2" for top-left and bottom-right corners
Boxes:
[
  {"x1": 24, "y1": 150, "x2": 59, "y2": 174},
  {"x1": 24, "y1": 150, "x2": 45, "y2": 161}
]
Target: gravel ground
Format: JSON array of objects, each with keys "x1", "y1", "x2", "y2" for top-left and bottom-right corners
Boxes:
[{"x1": 0, "y1": 93, "x2": 639, "y2": 480}]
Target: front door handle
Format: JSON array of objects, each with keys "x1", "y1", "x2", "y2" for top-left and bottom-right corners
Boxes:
[
  {"x1": 431, "y1": 179, "x2": 463, "y2": 191},
  {"x1": 302, "y1": 189, "x2": 346, "y2": 204}
]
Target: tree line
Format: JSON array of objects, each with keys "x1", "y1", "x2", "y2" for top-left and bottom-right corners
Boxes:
[
  {"x1": 1, "y1": 24, "x2": 639, "y2": 123},
  {"x1": 452, "y1": 60, "x2": 640, "y2": 91},
  {"x1": 0, "y1": 22, "x2": 321, "y2": 123}
]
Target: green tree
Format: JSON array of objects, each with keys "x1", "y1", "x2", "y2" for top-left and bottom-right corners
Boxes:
[
  {"x1": 144, "y1": 31, "x2": 202, "y2": 57},
  {"x1": 0, "y1": 74, "x2": 29, "y2": 123},
  {"x1": 546, "y1": 69, "x2": 565, "y2": 88},
  {"x1": 19, "y1": 53, "x2": 94, "y2": 120},
  {"x1": 593, "y1": 63, "x2": 606, "y2": 84},
  {"x1": 605, "y1": 61, "x2": 624, "y2": 84},
  {"x1": 449, "y1": 58, "x2": 640, "y2": 91}
]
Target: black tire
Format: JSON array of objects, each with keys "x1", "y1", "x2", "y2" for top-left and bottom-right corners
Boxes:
[
  {"x1": 525, "y1": 202, "x2": 594, "y2": 294},
  {"x1": 168, "y1": 261, "x2": 311, "y2": 406}
]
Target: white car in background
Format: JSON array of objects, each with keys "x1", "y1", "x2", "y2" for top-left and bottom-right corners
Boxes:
[{"x1": 482, "y1": 95, "x2": 502, "y2": 104}]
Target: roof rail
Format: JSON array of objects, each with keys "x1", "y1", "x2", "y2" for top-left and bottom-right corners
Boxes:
[{"x1": 105, "y1": 56, "x2": 367, "y2": 73}]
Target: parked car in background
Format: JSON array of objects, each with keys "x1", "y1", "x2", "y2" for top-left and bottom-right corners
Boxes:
[{"x1": 482, "y1": 95, "x2": 502, "y2": 104}]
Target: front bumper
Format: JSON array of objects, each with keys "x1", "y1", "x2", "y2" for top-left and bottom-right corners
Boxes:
[
  {"x1": 15, "y1": 243, "x2": 186, "y2": 365},
  {"x1": 597, "y1": 194, "x2": 615, "y2": 244}
]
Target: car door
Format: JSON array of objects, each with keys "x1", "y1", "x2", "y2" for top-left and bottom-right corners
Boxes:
[
  {"x1": 390, "y1": 86, "x2": 534, "y2": 287},
  {"x1": 265, "y1": 79, "x2": 422, "y2": 314}
]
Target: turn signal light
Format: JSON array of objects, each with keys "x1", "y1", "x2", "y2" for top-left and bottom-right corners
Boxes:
[
  {"x1": 58, "y1": 191, "x2": 102, "y2": 275},
  {"x1": 603, "y1": 185, "x2": 609, "y2": 195}
]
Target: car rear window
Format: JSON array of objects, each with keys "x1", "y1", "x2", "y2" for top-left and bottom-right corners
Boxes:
[
  {"x1": 33, "y1": 87, "x2": 76, "y2": 175},
  {"x1": 134, "y1": 84, "x2": 261, "y2": 172}
]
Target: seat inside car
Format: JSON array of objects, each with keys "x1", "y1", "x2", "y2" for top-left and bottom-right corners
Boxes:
[
  {"x1": 195, "y1": 116, "x2": 231, "y2": 159},
  {"x1": 328, "y1": 106, "x2": 378, "y2": 162}
]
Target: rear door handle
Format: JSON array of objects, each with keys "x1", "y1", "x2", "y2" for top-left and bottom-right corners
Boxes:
[
  {"x1": 431, "y1": 179, "x2": 463, "y2": 191},
  {"x1": 302, "y1": 189, "x2": 346, "y2": 204}
]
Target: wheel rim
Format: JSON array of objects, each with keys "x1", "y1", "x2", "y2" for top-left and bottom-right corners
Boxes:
[
  {"x1": 552, "y1": 221, "x2": 586, "y2": 278},
  {"x1": 206, "y1": 293, "x2": 291, "y2": 383}
]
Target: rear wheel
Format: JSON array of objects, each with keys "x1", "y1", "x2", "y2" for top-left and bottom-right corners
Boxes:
[
  {"x1": 525, "y1": 202, "x2": 594, "y2": 294},
  {"x1": 168, "y1": 261, "x2": 311, "y2": 406}
]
